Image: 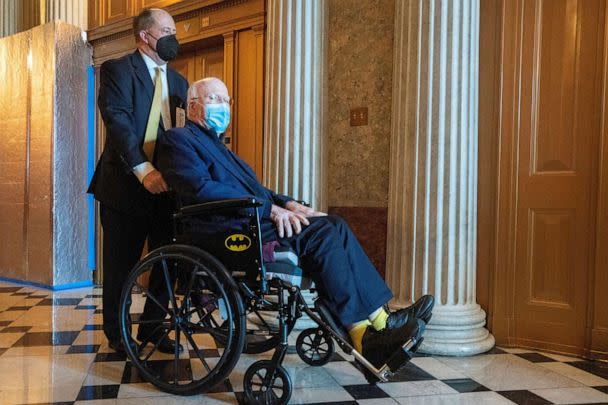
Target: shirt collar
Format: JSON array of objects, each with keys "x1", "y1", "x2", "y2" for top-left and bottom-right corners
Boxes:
[{"x1": 139, "y1": 49, "x2": 167, "y2": 73}]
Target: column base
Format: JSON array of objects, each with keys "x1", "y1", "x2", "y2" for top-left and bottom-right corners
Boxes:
[{"x1": 418, "y1": 303, "x2": 495, "y2": 356}]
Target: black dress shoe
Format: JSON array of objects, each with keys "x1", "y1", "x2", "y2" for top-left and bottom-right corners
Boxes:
[
  {"x1": 137, "y1": 329, "x2": 184, "y2": 354},
  {"x1": 108, "y1": 339, "x2": 138, "y2": 355},
  {"x1": 362, "y1": 317, "x2": 424, "y2": 369},
  {"x1": 386, "y1": 294, "x2": 435, "y2": 330},
  {"x1": 154, "y1": 335, "x2": 184, "y2": 354}
]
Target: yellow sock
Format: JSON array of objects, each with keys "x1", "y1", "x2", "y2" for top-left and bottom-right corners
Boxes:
[
  {"x1": 369, "y1": 308, "x2": 389, "y2": 331},
  {"x1": 348, "y1": 320, "x2": 371, "y2": 353}
]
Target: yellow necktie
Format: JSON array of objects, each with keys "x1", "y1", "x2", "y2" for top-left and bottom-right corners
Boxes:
[{"x1": 143, "y1": 67, "x2": 162, "y2": 160}]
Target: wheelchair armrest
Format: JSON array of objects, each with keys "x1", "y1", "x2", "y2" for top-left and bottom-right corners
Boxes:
[
  {"x1": 174, "y1": 198, "x2": 263, "y2": 219},
  {"x1": 295, "y1": 200, "x2": 310, "y2": 208}
]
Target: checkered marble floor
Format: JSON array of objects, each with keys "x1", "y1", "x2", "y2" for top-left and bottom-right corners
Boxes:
[{"x1": 0, "y1": 282, "x2": 606, "y2": 405}]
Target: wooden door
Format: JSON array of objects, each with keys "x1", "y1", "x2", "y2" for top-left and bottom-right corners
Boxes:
[
  {"x1": 170, "y1": 45, "x2": 224, "y2": 85},
  {"x1": 496, "y1": 0, "x2": 604, "y2": 353}
]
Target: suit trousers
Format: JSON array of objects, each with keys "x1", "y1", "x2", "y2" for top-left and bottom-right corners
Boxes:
[
  {"x1": 280, "y1": 215, "x2": 393, "y2": 326},
  {"x1": 100, "y1": 198, "x2": 172, "y2": 343}
]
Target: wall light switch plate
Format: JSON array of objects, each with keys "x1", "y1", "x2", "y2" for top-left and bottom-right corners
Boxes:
[{"x1": 350, "y1": 107, "x2": 368, "y2": 126}]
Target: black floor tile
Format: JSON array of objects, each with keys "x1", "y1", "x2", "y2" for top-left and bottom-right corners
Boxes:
[
  {"x1": 94, "y1": 351, "x2": 127, "y2": 362},
  {"x1": 76, "y1": 384, "x2": 120, "y2": 400},
  {"x1": 593, "y1": 386, "x2": 608, "y2": 394},
  {"x1": 27, "y1": 294, "x2": 50, "y2": 299},
  {"x1": 386, "y1": 362, "x2": 435, "y2": 381},
  {"x1": 483, "y1": 347, "x2": 508, "y2": 354},
  {"x1": 6, "y1": 306, "x2": 31, "y2": 311},
  {"x1": 10, "y1": 292, "x2": 31, "y2": 296},
  {"x1": 82, "y1": 324, "x2": 104, "y2": 331},
  {"x1": 66, "y1": 344, "x2": 100, "y2": 354},
  {"x1": 144, "y1": 358, "x2": 193, "y2": 383},
  {"x1": 0, "y1": 287, "x2": 24, "y2": 293},
  {"x1": 75, "y1": 305, "x2": 97, "y2": 310},
  {"x1": 498, "y1": 390, "x2": 554, "y2": 405},
  {"x1": 12, "y1": 331, "x2": 80, "y2": 347},
  {"x1": 0, "y1": 326, "x2": 32, "y2": 333},
  {"x1": 302, "y1": 402, "x2": 356, "y2": 405},
  {"x1": 516, "y1": 353, "x2": 557, "y2": 363},
  {"x1": 0, "y1": 320, "x2": 13, "y2": 327},
  {"x1": 442, "y1": 378, "x2": 490, "y2": 393},
  {"x1": 189, "y1": 348, "x2": 220, "y2": 358},
  {"x1": 85, "y1": 294, "x2": 103, "y2": 298},
  {"x1": 343, "y1": 384, "x2": 390, "y2": 399},
  {"x1": 37, "y1": 298, "x2": 83, "y2": 306},
  {"x1": 206, "y1": 378, "x2": 233, "y2": 393},
  {"x1": 569, "y1": 360, "x2": 608, "y2": 380},
  {"x1": 122, "y1": 360, "x2": 194, "y2": 385},
  {"x1": 121, "y1": 361, "x2": 147, "y2": 384}
]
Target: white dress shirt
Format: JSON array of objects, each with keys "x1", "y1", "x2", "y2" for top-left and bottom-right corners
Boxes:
[{"x1": 133, "y1": 50, "x2": 173, "y2": 183}]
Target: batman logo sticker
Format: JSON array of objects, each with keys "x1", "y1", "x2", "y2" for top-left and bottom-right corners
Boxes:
[{"x1": 225, "y1": 234, "x2": 252, "y2": 252}]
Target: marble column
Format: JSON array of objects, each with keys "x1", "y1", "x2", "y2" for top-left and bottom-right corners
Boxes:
[
  {"x1": 0, "y1": 0, "x2": 18, "y2": 37},
  {"x1": 263, "y1": 0, "x2": 327, "y2": 211},
  {"x1": 46, "y1": 0, "x2": 87, "y2": 31},
  {"x1": 385, "y1": 0, "x2": 494, "y2": 356}
]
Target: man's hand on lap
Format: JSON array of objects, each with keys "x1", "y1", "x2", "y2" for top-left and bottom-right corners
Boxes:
[
  {"x1": 271, "y1": 204, "x2": 310, "y2": 238},
  {"x1": 284, "y1": 200, "x2": 327, "y2": 217}
]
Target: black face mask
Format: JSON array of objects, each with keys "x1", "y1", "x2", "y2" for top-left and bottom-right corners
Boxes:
[{"x1": 148, "y1": 33, "x2": 179, "y2": 61}]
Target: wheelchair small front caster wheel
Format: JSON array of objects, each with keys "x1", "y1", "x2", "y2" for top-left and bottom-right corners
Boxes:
[
  {"x1": 296, "y1": 327, "x2": 334, "y2": 366},
  {"x1": 243, "y1": 360, "x2": 292, "y2": 404}
]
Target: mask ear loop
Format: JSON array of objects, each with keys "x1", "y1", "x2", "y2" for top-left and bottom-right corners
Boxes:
[{"x1": 144, "y1": 31, "x2": 159, "y2": 53}]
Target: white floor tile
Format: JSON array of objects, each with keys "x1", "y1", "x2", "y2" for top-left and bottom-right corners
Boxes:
[
  {"x1": 83, "y1": 361, "x2": 127, "y2": 386},
  {"x1": 436, "y1": 354, "x2": 583, "y2": 391},
  {"x1": 538, "y1": 362, "x2": 608, "y2": 386},
  {"x1": 411, "y1": 357, "x2": 467, "y2": 379},
  {"x1": 117, "y1": 382, "x2": 169, "y2": 398},
  {"x1": 393, "y1": 391, "x2": 517, "y2": 405},
  {"x1": 0, "y1": 353, "x2": 95, "y2": 390},
  {"x1": 116, "y1": 392, "x2": 238, "y2": 404},
  {"x1": 322, "y1": 361, "x2": 369, "y2": 386},
  {"x1": 357, "y1": 399, "x2": 400, "y2": 405},
  {"x1": 379, "y1": 380, "x2": 457, "y2": 398},
  {"x1": 532, "y1": 387, "x2": 608, "y2": 404},
  {"x1": 0, "y1": 385, "x2": 87, "y2": 404},
  {"x1": 289, "y1": 385, "x2": 354, "y2": 404}
]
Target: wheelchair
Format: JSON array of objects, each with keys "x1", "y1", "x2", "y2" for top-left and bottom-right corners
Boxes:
[{"x1": 118, "y1": 197, "x2": 426, "y2": 404}]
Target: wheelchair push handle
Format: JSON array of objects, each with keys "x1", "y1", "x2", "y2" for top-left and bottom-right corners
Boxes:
[{"x1": 174, "y1": 197, "x2": 263, "y2": 219}]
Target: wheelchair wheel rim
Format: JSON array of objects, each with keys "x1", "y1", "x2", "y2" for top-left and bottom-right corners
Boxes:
[{"x1": 119, "y1": 249, "x2": 245, "y2": 395}]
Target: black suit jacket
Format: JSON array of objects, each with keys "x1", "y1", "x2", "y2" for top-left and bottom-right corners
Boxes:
[
  {"x1": 156, "y1": 122, "x2": 294, "y2": 241},
  {"x1": 88, "y1": 50, "x2": 188, "y2": 215}
]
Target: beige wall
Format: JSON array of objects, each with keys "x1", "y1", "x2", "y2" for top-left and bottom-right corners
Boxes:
[{"x1": 327, "y1": 0, "x2": 394, "y2": 208}]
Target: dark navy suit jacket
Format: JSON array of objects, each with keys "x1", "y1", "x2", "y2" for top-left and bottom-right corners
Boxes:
[
  {"x1": 156, "y1": 121, "x2": 293, "y2": 240},
  {"x1": 88, "y1": 51, "x2": 188, "y2": 215}
]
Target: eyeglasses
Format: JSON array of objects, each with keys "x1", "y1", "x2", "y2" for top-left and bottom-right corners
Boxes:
[{"x1": 192, "y1": 94, "x2": 233, "y2": 106}]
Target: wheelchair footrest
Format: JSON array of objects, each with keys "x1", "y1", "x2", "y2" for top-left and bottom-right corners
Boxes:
[{"x1": 385, "y1": 337, "x2": 421, "y2": 373}]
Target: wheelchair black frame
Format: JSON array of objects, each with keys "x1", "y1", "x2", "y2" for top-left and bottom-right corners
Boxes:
[{"x1": 170, "y1": 197, "x2": 416, "y2": 383}]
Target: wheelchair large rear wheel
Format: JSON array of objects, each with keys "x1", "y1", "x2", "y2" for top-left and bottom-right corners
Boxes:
[{"x1": 119, "y1": 245, "x2": 246, "y2": 396}]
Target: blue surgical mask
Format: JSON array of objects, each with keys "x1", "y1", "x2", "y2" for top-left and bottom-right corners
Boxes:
[{"x1": 204, "y1": 103, "x2": 230, "y2": 134}]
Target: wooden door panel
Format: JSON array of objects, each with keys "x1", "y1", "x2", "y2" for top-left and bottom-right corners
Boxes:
[
  {"x1": 170, "y1": 57, "x2": 195, "y2": 84},
  {"x1": 106, "y1": 0, "x2": 133, "y2": 24},
  {"x1": 512, "y1": 0, "x2": 603, "y2": 348},
  {"x1": 529, "y1": 209, "x2": 575, "y2": 308}
]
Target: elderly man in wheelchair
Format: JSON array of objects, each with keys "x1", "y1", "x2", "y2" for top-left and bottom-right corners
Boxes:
[{"x1": 117, "y1": 77, "x2": 434, "y2": 404}]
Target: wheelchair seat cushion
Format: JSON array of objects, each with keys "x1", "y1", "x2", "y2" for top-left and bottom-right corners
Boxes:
[
  {"x1": 265, "y1": 262, "x2": 312, "y2": 289},
  {"x1": 273, "y1": 246, "x2": 298, "y2": 266}
]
